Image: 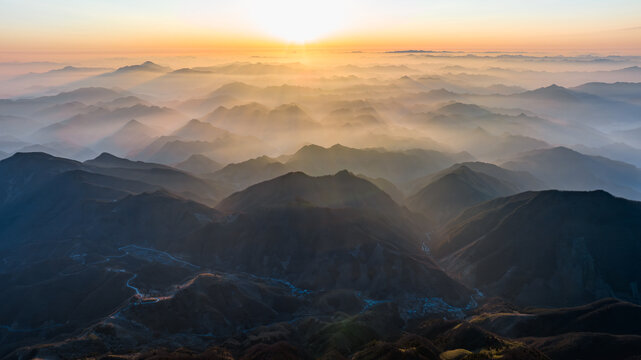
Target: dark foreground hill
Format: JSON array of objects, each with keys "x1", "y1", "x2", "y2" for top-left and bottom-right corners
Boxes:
[
  {"x1": 433, "y1": 190, "x2": 641, "y2": 307},
  {"x1": 2, "y1": 153, "x2": 641, "y2": 360},
  {"x1": 469, "y1": 298, "x2": 641, "y2": 360},
  {"x1": 0, "y1": 153, "x2": 473, "y2": 358}
]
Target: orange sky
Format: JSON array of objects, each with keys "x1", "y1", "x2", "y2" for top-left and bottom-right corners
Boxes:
[{"x1": 1, "y1": 0, "x2": 640, "y2": 59}]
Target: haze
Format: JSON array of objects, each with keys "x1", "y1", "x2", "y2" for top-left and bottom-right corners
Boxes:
[{"x1": 2, "y1": 1, "x2": 641, "y2": 359}]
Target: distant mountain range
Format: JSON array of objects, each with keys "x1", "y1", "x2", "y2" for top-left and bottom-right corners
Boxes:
[
  {"x1": 3, "y1": 56, "x2": 641, "y2": 359},
  {"x1": 284, "y1": 143, "x2": 473, "y2": 185},
  {"x1": 503, "y1": 146, "x2": 641, "y2": 200},
  {"x1": 174, "y1": 153, "x2": 223, "y2": 174}
]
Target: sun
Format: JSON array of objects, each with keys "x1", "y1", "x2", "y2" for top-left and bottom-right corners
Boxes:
[{"x1": 248, "y1": 0, "x2": 349, "y2": 43}]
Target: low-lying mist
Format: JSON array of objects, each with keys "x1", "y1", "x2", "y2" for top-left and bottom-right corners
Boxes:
[{"x1": 1, "y1": 51, "x2": 641, "y2": 193}]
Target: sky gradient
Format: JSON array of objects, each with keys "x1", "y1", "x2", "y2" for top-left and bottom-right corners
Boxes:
[{"x1": 1, "y1": 0, "x2": 640, "y2": 57}]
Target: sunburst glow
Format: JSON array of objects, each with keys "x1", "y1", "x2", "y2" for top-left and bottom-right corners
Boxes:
[{"x1": 248, "y1": 0, "x2": 349, "y2": 43}]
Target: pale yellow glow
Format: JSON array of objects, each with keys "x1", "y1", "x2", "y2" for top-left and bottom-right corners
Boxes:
[{"x1": 247, "y1": 0, "x2": 349, "y2": 43}]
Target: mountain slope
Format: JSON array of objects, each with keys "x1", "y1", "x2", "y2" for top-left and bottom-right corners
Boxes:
[
  {"x1": 174, "y1": 154, "x2": 223, "y2": 174},
  {"x1": 406, "y1": 165, "x2": 519, "y2": 225},
  {"x1": 84, "y1": 153, "x2": 230, "y2": 206},
  {"x1": 0, "y1": 87, "x2": 123, "y2": 117},
  {"x1": 93, "y1": 119, "x2": 160, "y2": 156},
  {"x1": 171, "y1": 119, "x2": 230, "y2": 141},
  {"x1": 206, "y1": 155, "x2": 291, "y2": 190},
  {"x1": 133, "y1": 131, "x2": 270, "y2": 165},
  {"x1": 182, "y1": 206, "x2": 471, "y2": 304},
  {"x1": 284, "y1": 144, "x2": 473, "y2": 185},
  {"x1": 408, "y1": 161, "x2": 545, "y2": 195},
  {"x1": 34, "y1": 104, "x2": 185, "y2": 145},
  {"x1": 204, "y1": 102, "x2": 319, "y2": 135},
  {"x1": 434, "y1": 190, "x2": 641, "y2": 307},
  {"x1": 572, "y1": 82, "x2": 641, "y2": 102},
  {"x1": 208, "y1": 170, "x2": 474, "y2": 302},
  {"x1": 85, "y1": 152, "x2": 170, "y2": 170},
  {"x1": 217, "y1": 170, "x2": 399, "y2": 214},
  {"x1": 504, "y1": 84, "x2": 641, "y2": 129},
  {"x1": 0, "y1": 152, "x2": 82, "y2": 207}
]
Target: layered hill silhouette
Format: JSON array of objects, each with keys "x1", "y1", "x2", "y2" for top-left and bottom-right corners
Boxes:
[
  {"x1": 408, "y1": 161, "x2": 544, "y2": 195},
  {"x1": 406, "y1": 162, "x2": 545, "y2": 225},
  {"x1": 85, "y1": 153, "x2": 230, "y2": 205},
  {"x1": 0, "y1": 87, "x2": 123, "y2": 117},
  {"x1": 284, "y1": 144, "x2": 473, "y2": 185},
  {"x1": 503, "y1": 146, "x2": 641, "y2": 200},
  {"x1": 204, "y1": 102, "x2": 320, "y2": 137},
  {"x1": 174, "y1": 153, "x2": 222, "y2": 174},
  {"x1": 207, "y1": 155, "x2": 292, "y2": 190},
  {"x1": 407, "y1": 101, "x2": 606, "y2": 152},
  {"x1": 572, "y1": 82, "x2": 641, "y2": 102},
  {"x1": 34, "y1": 104, "x2": 186, "y2": 145},
  {"x1": 93, "y1": 119, "x2": 160, "y2": 156},
  {"x1": 132, "y1": 128, "x2": 270, "y2": 165},
  {"x1": 473, "y1": 84, "x2": 641, "y2": 129},
  {"x1": 171, "y1": 118, "x2": 230, "y2": 141},
  {"x1": 68, "y1": 61, "x2": 172, "y2": 89}
]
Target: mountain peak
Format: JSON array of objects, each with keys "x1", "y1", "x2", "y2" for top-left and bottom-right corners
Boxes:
[
  {"x1": 329, "y1": 143, "x2": 351, "y2": 151},
  {"x1": 295, "y1": 144, "x2": 326, "y2": 154},
  {"x1": 270, "y1": 103, "x2": 308, "y2": 116},
  {"x1": 217, "y1": 170, "x2": 397, "y2": 214},
  {"x1": 521, "y1": 84, "x2": 580, "y2": 101},
  {"x1": 1, "y1": 152, "x2": 79, "y2": 167},
  {"x1": 209, "y1": 82, "x2": 258, "y2": 97},
  {"x1": 522, "y1": 146, "x2": 582, "y2": 159},
  {"x1": 438, "y1": 102, "x2": 491, "y2": 117},
  {"x1": 91, "y1": 152, "x2": 128, "y2": 163},
  {"x1": 114, "y1": 61, "x2": 170, "y2": 73},
  {"x1": 407, "y1": 164, "x2": 517, "y2": 225},
  {"x1": 179, "y1": 118, "x2": 212, "y2": 129},
  {"x1": 172, "y1": 118, "x2": 229, "y2": 141},
  {"x1": 186, "y1": 118, "x2": 205, "y2": 125},
  {"x1": 549, "y1": 145, "x2": 578, "y2": 154},
  {"x1": 1, "y1": 152, "x2": 81, "y2": 171},
  {"x1": 121, "y1": 118, "x2": 146, "y2": 128},
  {"x1": 7, "y1": 151, "x2": 56, "y2": 160},
  {"x1": 174, "y1": 154, "x2": 223, "y2": 174}
]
